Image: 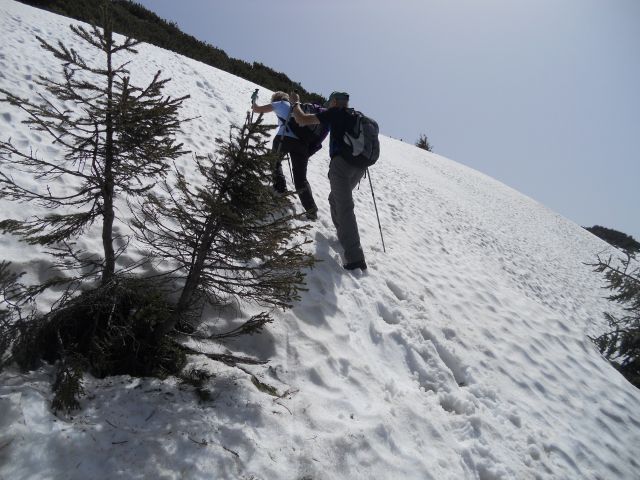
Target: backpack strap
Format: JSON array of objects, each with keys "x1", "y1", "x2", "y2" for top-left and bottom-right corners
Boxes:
[
  {"x1": 275, "y1": 112, "x2": 293, "y2": 134},
  {"x1": 272, "y1": 100, "x2": 293, "y2": 134}
]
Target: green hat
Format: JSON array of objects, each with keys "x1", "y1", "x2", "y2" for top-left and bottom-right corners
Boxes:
[{"x1": 325, "y1": 91, "x2": 349, "y2": 106}]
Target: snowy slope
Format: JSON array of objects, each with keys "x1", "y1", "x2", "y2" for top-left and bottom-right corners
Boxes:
[{"x1": 1, "y1": 1, "x2": 639, "y2": 479}]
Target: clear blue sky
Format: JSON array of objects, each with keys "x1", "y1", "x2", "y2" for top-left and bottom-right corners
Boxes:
[{"x1": 136, "y1": 0, "x2": 640, "y2": 240}]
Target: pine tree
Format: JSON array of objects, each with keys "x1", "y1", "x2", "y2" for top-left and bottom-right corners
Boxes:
[
  {"x1": 0, "y1": 2, "x2": 187, "y2": 287},
  {"x1": 0, "y1": 2, "x2": 189, "y2": 409},
  {"x1": 591, "y1": 253, "x2": 640, "y2": 388},
  {"x1": 585, "y1": 226, "x2": 640, "y2": 254},
  {"x1": 133, "y1": 114, "x2": 315, "y2": 340},
  {"x1": 0, "y1": 2, "x2": 313, "y2": 410},
  {"x1": 416, "y1": 133, "x2": 433, "y2": 152}
]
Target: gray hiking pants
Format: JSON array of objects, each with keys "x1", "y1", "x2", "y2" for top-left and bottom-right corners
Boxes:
[{"x1": 328, "y1": 155, "x2": 366, "y2": 264}]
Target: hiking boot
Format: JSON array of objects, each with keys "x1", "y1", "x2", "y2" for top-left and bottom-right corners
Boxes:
[
  {"x1": 305, "y1": 208, "x2": 318, "y2": 221},
  {"x1": 343, "y1": 259, "x2": 367, "y2": 271}
]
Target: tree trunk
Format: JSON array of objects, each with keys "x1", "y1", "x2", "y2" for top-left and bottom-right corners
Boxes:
[
  {"x1": 101, "y1": 19, "x2": 116, "y2": 286},
  {"x1": 160, "y1": 217, "x2": 219, "y2": 337},
  {"x1": 157, "y1": 123, "x2": 252, "y2": 338}
]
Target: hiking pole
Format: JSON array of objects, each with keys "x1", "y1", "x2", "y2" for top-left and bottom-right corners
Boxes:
[
  {"x1": 366, "y1": 168, "x2": 386, "y2": 253},
  {"x1": 274, "y1": 93, "x2": 296, "y2": 184},
  {"x1": 286, "y1": 153, "x2": 294, "y2": 183},
  {"x1": 249, "y1": 88, "x2": 259, "y2": 123}
]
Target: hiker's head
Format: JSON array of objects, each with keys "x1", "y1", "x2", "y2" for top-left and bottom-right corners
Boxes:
[
  {"x1": 271, "y1": 91, "x2": 290, "y2": 102},
  {"x1": 326, "y1": 91, "x2": 349, "y2": 108}
]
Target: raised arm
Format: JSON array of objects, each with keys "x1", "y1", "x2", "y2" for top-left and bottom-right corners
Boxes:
[
  {"x1": 290, "y1": 92, "x2": 320, "y2": 126},
  {"x1": 251, "y1": 103, "x2": 274, "y2": 114}
]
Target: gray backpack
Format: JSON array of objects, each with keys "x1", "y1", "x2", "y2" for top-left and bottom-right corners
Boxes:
[{"x1": 343, "y1": 109, "x2": 380, "y2": 168}]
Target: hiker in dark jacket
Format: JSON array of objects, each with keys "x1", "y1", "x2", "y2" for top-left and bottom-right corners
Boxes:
[
  {"x1": 252, "y1": 91, "x2": 318, "y2": 220},
  {"x1": 290, "y1": 91, "x2": 367, "y2": 271}
]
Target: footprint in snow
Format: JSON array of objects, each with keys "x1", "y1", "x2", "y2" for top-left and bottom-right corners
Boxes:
[
  {"x1": 420, "y1": 328, "x2": 469, "y2": 387},
  {"x1": 441, "y1": 327, "x2": 457, "y2": 340},
  {"x1": 377, "y1": 302, "x2": 402, "y2": 325},
  {"x1": 386, "y1": 279, "x2": 406, "y2": 301}
]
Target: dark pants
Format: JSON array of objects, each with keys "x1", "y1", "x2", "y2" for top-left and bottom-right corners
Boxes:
[
  {"x1": 272, "y1": 136, "x2": 317, "y2": 213},
  {"x1": 328, "y1": 155, "x2": 366, "y2": 264}
]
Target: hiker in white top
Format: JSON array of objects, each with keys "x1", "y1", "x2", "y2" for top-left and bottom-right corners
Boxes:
[{"x1": 252, "y1": 91, "x2": 318, "y2": 220}]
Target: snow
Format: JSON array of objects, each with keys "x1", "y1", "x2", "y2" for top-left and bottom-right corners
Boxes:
[{"x1": 1, "y1": 1, "x2": 639, "y2": 479}]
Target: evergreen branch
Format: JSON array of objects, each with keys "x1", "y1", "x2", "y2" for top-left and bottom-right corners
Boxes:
[
  {"x1": 0, "y1": 210, "x2": 96, "y2": 246},
  {"x1": 0, "y1": 143, "x2": 92, "y2": 182},
  {"x1": 0, "y1": 170, "x2": 97, "y2": 207},
  {"x1": 191, "y1": 312, "x2": 274, "y2": 340},
  {"x1": 176, "y1": 343, "x2": 267, "y2": 367}
]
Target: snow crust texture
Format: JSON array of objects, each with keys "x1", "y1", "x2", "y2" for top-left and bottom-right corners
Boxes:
[{"x1": 1, "y1": 1, "x2": 639, "y2": 479}]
